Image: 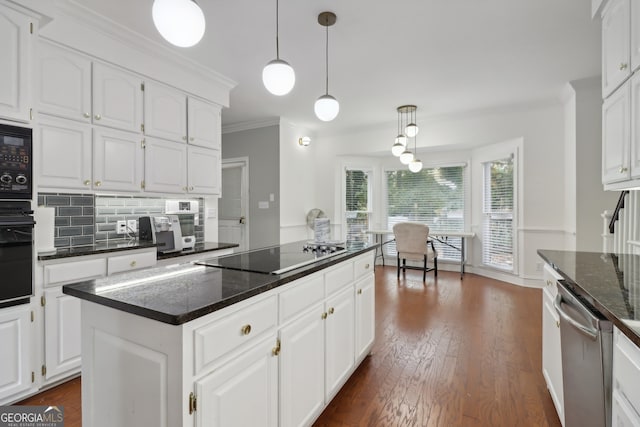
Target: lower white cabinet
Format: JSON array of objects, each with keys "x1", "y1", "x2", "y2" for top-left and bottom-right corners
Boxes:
[
  {"x1": 195, "y1": 334, "x2": 278, "y2": 427},
  {"x1": 0, "y1": 304, "x2": 34, "y2": 405},
  {"x1": 612, "y1": 327, "x2": 640, "y2": 427},
  {"x1": 43, "y1": 287, "x2": 81, "y2": 383},
  {"x1": 325, "y1": 286, "x2": 355, "y2": 402},
  {"x1": 355, "y1": 275, "x2": 375, "y2": 361},
  {"x1": 542, "y1": 263, "x2": 564, "y2": 426}
]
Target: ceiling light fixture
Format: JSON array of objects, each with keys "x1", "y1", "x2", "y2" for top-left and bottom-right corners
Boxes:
[
  {"x1": 405, "y1": 105, "x2": 419, "y2": 137},
  {"x1": 408, "y1": 133, "x2": 423, "y2": 173},
  {"x1": 262, "y1": 0, "x2": 295, "y2": 96},
  {"x1": 298, "y1": 136, "x2": 311, "y2": 146},
  {"x1": 397, "y1": 105, "x2": 417, "y2": 164},
  {"x1": 152, "y1": 0, "x2": 206, "y2": 48},
  {"x1": 314, "y1": 12, "x2": 339, "y2": 122},
  {"x1": 391, "y1": 107, "x2": 408, "y2": 157}
]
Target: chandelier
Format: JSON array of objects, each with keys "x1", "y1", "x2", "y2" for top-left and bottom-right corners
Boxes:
[{"x1": 392, "y1": 105, "x2": 422, "y2": 172}]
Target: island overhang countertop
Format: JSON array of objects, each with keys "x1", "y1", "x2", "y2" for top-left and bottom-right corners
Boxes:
[{"x1": 63, "y1": 241, "x2": 376, "y2": 325}]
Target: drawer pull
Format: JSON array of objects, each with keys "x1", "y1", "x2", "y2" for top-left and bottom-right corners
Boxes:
[
  {"x1": 358, "y1": 289, "x2": 363, "y2": 295},
  {"x1": 130, "y1": 260, "x2": 137, "y2": 268},
  {"x1": 620, "y1": 62, "x2": 629, "y2": 71},
  {"x1": 321, "y1": 312, "x2": 328, "y2": 320},
  {"x1": 328, "y1": 307, "x2": 335, "y2": 315},
  {"x1": 241, "y1": 324, "x2": 252, "y2": 335},
  {"x1": 364, "y1": 263, "x2": 370, "y2": 269}
]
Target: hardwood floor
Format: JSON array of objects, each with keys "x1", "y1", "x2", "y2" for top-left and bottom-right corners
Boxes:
[{"x1": 17, "y1": 266, "x2": 561, "y2": 427}]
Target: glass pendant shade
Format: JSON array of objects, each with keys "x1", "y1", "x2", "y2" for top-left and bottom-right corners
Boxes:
[
  {"x1": 152, "y1": 0, "x2": 206, "y2": 48},
  {"x1": 399, "y1": 149, "x2": 414, "y2": 165},
  {"x1": 395, "y1": 134, "x2": 407, "y2": 146},
  {"x1": 391, "y1": 142, "x2": 405, "y2": 157},
  {"x1": 262, "y1": 59, "x2": 295, "y2": 96},
  {"x1": 314, "y1": 94, "x2": 340, "y2": 122},
  {"x1": 405, "y1": 123, "x2": 419, "y2": 137},
  {"x1": 408, "y1": 158, "x2": 423, "y2": 172}
]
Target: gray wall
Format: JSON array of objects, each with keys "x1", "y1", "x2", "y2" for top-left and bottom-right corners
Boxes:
[{"x1": 221, "y1": 125, "x2": 280, "y2": 249}]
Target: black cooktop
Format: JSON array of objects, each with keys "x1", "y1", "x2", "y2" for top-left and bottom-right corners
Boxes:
[{"x1": 197, "y1": 241, "x2": 346, "y2": 275}]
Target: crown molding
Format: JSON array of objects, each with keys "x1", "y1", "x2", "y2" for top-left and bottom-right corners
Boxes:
[{"x1": 222, "y1": 118, "x2": 280, "y2": 134}]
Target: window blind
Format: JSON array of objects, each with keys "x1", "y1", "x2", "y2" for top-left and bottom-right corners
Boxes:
[
  {"x1": 385, "y1": 165, "x2": 467, "y2": 261},
  {"x1": 345, "y1": 169, "x2": 371, "y2": 243},
  {"x1": 482, "y1": 158, "x2": 514, "y2": 271}
]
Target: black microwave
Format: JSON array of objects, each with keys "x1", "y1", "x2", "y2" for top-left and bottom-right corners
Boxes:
[{"x1": 0, "y1": 123, "x2": 32, "y2": 199}]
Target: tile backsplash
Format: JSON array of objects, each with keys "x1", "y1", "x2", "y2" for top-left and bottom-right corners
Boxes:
[{"x1": 38, "y1": 193, "x2": 205, "y2": 248}]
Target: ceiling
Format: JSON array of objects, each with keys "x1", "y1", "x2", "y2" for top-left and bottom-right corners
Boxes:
[{"x1": 72, "y1": 0, "x2": 601, "y2": 135}]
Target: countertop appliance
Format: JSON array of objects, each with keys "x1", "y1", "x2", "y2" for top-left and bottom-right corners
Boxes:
[
  {"x1": 198, "y1": 241, "x2": 346, "y2": 274},
  {"x1": 138, "y1": 215, "x2": 183, "y2": 253},
  {"x1": 0, "y1": 123, "x2": 32, "y2": 199},
  {"x1": 0, "y1": 200, "x2": 34, "y2": 307},
  {"x1": 165, "y1": 200, "x2": 199, "y2": 250},
  {"x1": 554, "y1": 280, "x2": 613, "y2": 427}
]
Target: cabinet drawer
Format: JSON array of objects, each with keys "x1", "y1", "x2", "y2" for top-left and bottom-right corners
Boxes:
[
  {"x1": 44, "y1": 258, "x2": 107, "y2": 287},
  {"x1": 354, "y1": 253, "x2": 374, "y2": 280},
  {"x1": 194, "y1": 296, "x2": 277, "y2": 375},
  {"x1": 614, "y1": 328, "x2": 640, "y2": 411},
  {"x1": 325, "y1": 262, "x2": 353, "y2": 296},
  {"x1": 108, "y1": 250, "x2": 157, "y2": 275},
  {"x1": 279, "y1": 275, "x2": 324, "y2": 324}
]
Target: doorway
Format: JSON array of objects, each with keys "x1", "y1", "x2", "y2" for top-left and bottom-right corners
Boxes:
[{"x1": 218, "y1": 157, "x2": 249, "y2": 252}]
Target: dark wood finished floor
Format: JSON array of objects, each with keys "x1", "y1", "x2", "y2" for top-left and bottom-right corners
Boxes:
[{"x1": 17, "y1": 266, "x2": 561, "y2": 427}]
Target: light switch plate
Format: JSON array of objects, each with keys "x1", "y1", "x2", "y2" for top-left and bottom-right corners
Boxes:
[{"x1": 258, "y1": 201, "x2": 269, "y2": 209}]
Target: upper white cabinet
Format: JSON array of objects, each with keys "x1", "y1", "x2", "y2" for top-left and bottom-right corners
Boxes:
[
  {"x1": 93, "y1": 127, "x2": 144, "y2": 192},
  {"x1": 188, "y1": 145, "x2": 220, "y2": 195},
  {"x1": 37, "y1": 40, "x2": 92, "y2": 123},
  {"x1": 93, "y1": 62, "x2": 143, "y2": 133},
  {"x1": 188, "y1": 97, "x2": 221, "y2": 149},
  {"x1": 144, "y1": 137, "x2": 187, "y2": 193},
  {"x1": 144, "y1": 81, "x2": 187, "y2": 142},
  {"x1": 603, "y1": 0, "x2": 631, "y2": 98},
  {"x1": 0, "y1": 3, "x2": 33, "y2": 123},
  {"x1": 603, "y1": 79, "x2": 631, "y2": 184},
  {"x1": 632, "y1": 0, "x2": 640, "y2": 71},
  {"x1": 0, "y1": 304, "x2": 34, "y2": 406}
]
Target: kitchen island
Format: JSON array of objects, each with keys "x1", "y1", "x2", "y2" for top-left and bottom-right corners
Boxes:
[{"x1": 63, "y1": 241, "x2": 376, "y2": 427}]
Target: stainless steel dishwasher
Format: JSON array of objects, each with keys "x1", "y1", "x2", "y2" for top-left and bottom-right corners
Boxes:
[{"x1": 554, "y1": 280, "x2": 613, "y2": 427}]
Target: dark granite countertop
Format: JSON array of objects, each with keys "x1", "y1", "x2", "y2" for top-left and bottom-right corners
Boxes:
[
  {"x1": 38, "y1": 241, "x2": 238, "y2": 261},
  {"x1": 63, "y1": 242, "x2": 375, "y2": 325},
  {"x1": 538, "y1": 249, "x2": 640, "y2": 347}
]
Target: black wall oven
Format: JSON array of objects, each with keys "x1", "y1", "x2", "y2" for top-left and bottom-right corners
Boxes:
[
  {"x1": 0, "y1": 201, "x2": 34, "y2": 307},
  {"x1": 0, "y1": 123, "x2": 32, "y2": 199}
]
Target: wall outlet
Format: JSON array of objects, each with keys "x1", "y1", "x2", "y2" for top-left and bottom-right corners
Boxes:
[
  {"x1": 116, "y1": 220, "x2": 127, "y2": 235},
  {"x1": 127, "y1": 219, "x2": 137, "y2": 233}
]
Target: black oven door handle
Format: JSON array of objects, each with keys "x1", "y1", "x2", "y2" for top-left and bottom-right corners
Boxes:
[{"x1": 0, "y1": 220, "x2": 35, "y2": 227}]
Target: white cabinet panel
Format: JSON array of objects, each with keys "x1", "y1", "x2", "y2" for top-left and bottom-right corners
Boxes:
[
  {"x1": 279, "y1": 304, "x2": 325, "y2": 427},
  {"x1": 630, "y1": 73, "x2": 640, "y2": 178},
  {"x1": 36, "y1": 116, "x2": 92, "y2": 190},
  {"x1": 43, "y1": 257, "x2": 106, "y2": 287},
  {"x1": 612, "y1": 388, "x2": 640, "y2": 427},
  {"x1": 187, "y1": 97, "x2": 220, "y2": 149},
  {"x1": 93, "y1": 62, "x2": 143, "y2": 133},
  {"x1": 107, "y1": 250, "x2": 157, "y2": 275},
  {"x1": 187, "y1": 146, "x2": 220, "y2": 195},
  {"x1": 144, "y1": 137, "x2": 187, "y2": 193},
  {"x1": 632, "y1": 0, "x2": 640, "y2": 72},
  {"x1": 325, "y1": 286, "x2": 355, "y2": 401},
  {"x1": 325, "y1": 262, "x2": 353, "y2": 296},
  {"x1": 195, "y1": 335, "x2": 278, "y2": 427},
  {"x1": 603, "y1": 0, "x2": 631, "y2": 97},
  {"x1": 355, "y1": 275, "x2": 375, "y2": 362},
  {"x1": 93, "y1": 127, "x2": 144, "y2": 192},
  {"x1": 43, "y1": 288, "x2": 81, "y2": 383},
  {"x1": 0, "y1": 4, "x2": 32, "y2": 123},
  {"x1": 603, "y1": 80, "x2": 631, "y2": 183},
  {"x1": 0, "y1": 305, "x2": 33, "y2": 405},
  {"x1": 37, "y1": 41, "x2": 91, "y2": 123},
  {"x1": 144, "y1": 81, "x2": 187, "y2": 142}
]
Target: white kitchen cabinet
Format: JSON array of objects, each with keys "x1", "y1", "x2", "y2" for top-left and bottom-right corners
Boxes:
[
  {"x1": 43, "y1": 287, "x2": 81, "y2": 383},
  {"x1": 144, "y1": 136, "x2": 187, "y2": 193},
  {"x1": 603, "y1": 0, "x2": 631, "y2": 98},
  {"x1": 603, "y1": 80, "x2": 631, "y2": 184},
  {"x1": 632, "y1": 0, "x2": 640, "y2": 72},
  {"x1": 355, "y1": 274, "x2": 375, "y2": 362},
  {"x1": 0, "y1": 304, "x2": 34, "y2": 405},
  {"x1": 195, "y1": 334, "x2": 278, "y2": 427},
  {"x1": 144, "y1": 81, "x2": 187, "y2": 143},
  {"x1": 0, "y1": 3, "x2": 33, "y2": 123},
  {"x1": 36, "y1": 116, "x2": 92, "y2": 190},
  {"x1": 279, "y1": 303, "x2": 326, "y2": 427},
  {"x1": 612, "y1": 327, "x2": 640, "y2": 427},
  {"x1": 37, "y1": 40, "x2": 92, "y2": 123},
  {"x1": 188, "y1": 97, "x2": 221, "y2": 150},
  {"x1": 324, "y1": 286, "x2": 355, "y2": 401},
  {"x1": 93, "y1": 62, "x2": 143, "y2": 133},
  {"x1": 542, "y1": 264, "x2": 564, "y2": 426},
  {"x1": 93, "y1": 127, "x2": 144, "y2": 192},
  {"x1": 187, "y1": 146, "x2": 220, "y2": 195}
]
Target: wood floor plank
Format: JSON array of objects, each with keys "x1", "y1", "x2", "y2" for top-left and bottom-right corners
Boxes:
[{"x1": 15, "y1": 267, "x2": 562, "y2": 427}]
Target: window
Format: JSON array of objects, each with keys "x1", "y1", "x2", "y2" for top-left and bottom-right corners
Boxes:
[
  {"x1": 385, "y1": 165, "x2": 467, "y2": 260},
  {"x1": 345, "y1": 168, "x2": 372, "y2": 243},
  {"x1": 482, "y1": 157, "x2": 514, "y2": 271}
]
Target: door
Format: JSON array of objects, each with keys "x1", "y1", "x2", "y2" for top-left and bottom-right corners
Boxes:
[
  {"x1": 94, "y1": 127, "x2": 144, "y2": 192},
  {"x1": 44, "y1": 287, "x2": 81, "y2": 383},
  {"x1": 93, "y1": 62, "x2": 143, "y2": 133},
  {"x1": 0, "y1": 304, "x2": 32, "y2": 404},
  {"x1": 218, "y1": 158, "x2": 248, "y2": 251}
]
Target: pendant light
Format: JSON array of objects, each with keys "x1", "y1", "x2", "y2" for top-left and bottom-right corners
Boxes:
[
  {"x1": 152, "y1": 0, "x2": 206, "y2": 48},
  {"x1": 391, "y1": 106, "x2": 408, "y2": 156},
  {"x1": 314, "y1": 12, "x2": 339, "y2": 122},
  {"x1": 262, "y1": 0, "x2": 295, "y2": 96},
  {"x1": 399, "y1": 147, "x2": 414, "y2": 165},
  {"x1": 405, "y1": 105, "x2": 419, "y2": 137},
  {"x1": 408, "y1": 134, "x2": 423, "y2": 173}
]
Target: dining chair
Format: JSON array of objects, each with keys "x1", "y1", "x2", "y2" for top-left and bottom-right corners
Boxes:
[{"x1": 392, "y1": 222, "x2": 438, "y2": 281}]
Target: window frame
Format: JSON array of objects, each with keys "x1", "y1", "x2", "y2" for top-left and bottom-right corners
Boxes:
[{"x1": 343, "y1": 166, "x2": 374, "y2": 243}]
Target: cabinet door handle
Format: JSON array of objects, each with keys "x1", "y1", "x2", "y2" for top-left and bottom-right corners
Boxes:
[
  {"x1": 189, "y1": 186, "x2": 194, "y2": 191},
  {"x1": 556, "y1": 320, "x2": 560, "y2": 328},
  {"x1": 328, "y1": 307, "x2": 335, "y2": 315},
  {"x1": 321, "y1": 312, "x2": 328, "y2": 320},
  {"x1": 84, "y1": 179, "x2": 91, "y2": 186},
  {"x1": 190, "y1": 137, "x2": 195, "y2": 141},
  {"x1": 358, "y1": 289, "x2": 363, "y2": 295},
  {"x1": 83, "y1": 112, "x2": 90, "y2": 118},
  {"x1": 241, "y1": 324, "x2": 252, "y2": 335},
  {"x1": 94, "y1": 114, "x2": 102, "y2": 120},
  {"x1": 364, "y1": 263, "x2": 370, "y2": 269},
  {"x1": 130, "y1": 260, "x2": 137, "y2": 268},
  {"x1": 620, "y1": 167, "x2": 629, "y2": 173},
  {"x1": 182, "y1": 136, "x2": 187, "y2": 141},
  {"x1": 271, "y1": 339, "x2": 281, "y2": 356},
  {"x1": 94, "y1": 181, "x2": 102, "y2": 187},
  {"x1": 620, "y1": 63, "x2": 629, "y2": 71}
]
